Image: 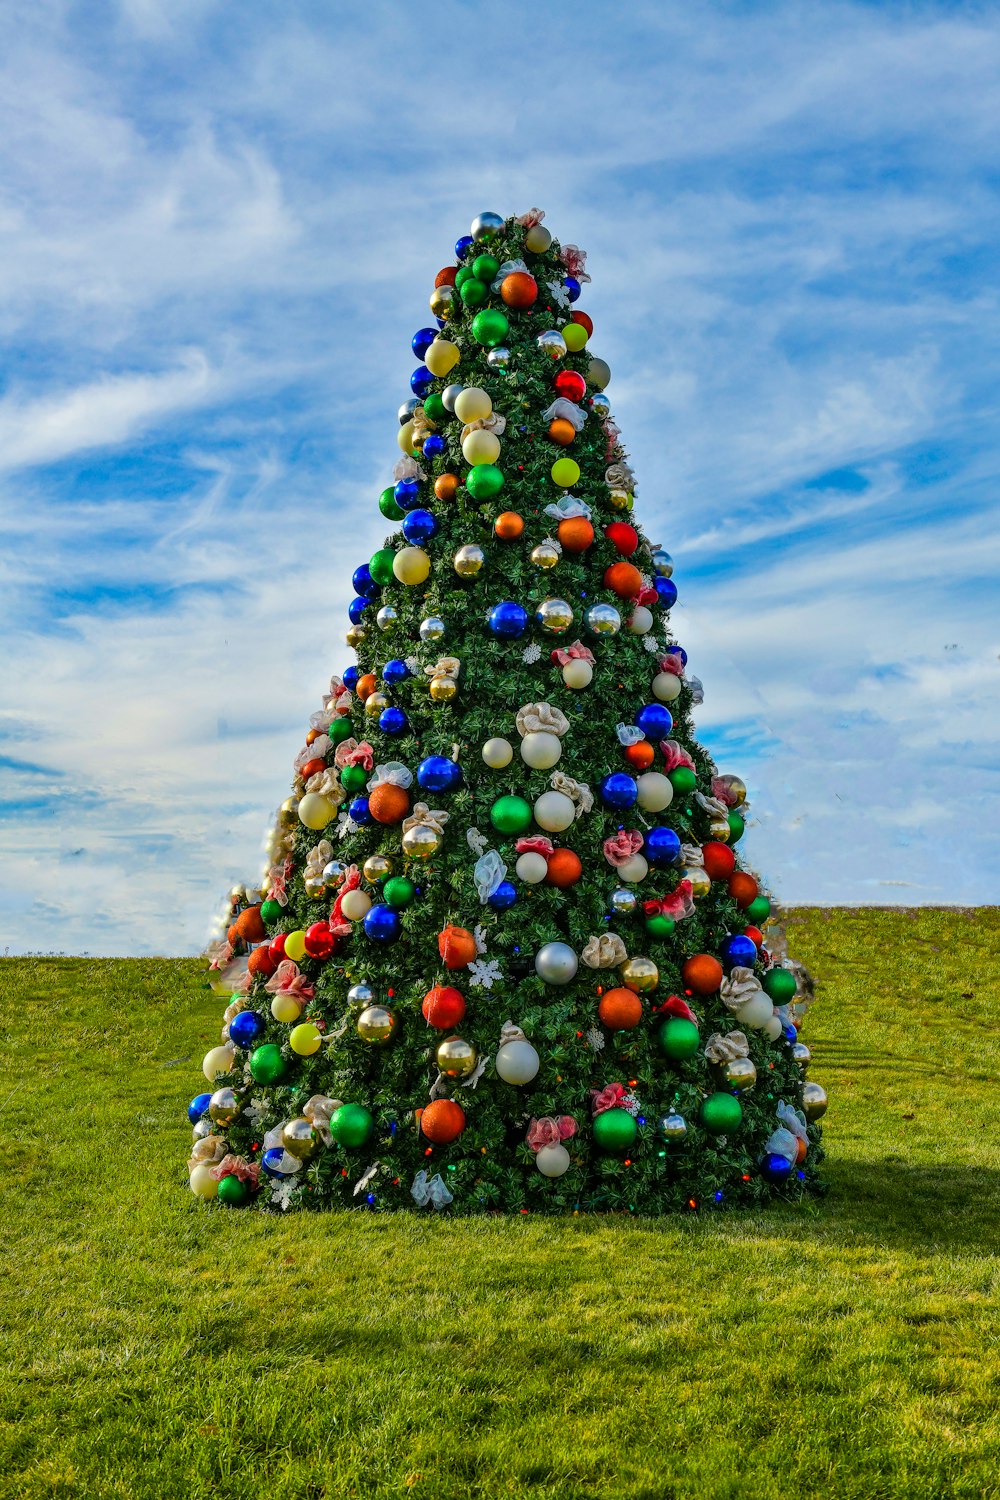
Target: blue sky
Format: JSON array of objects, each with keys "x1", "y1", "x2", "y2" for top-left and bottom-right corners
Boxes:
[{"x1": 2, "y1": 0, "x2": 998, "y2": 955}]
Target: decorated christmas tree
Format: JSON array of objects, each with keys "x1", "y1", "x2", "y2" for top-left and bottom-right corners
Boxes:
[{"x1": 188, "y1": 209, "x2": 828, "y2": 1215}]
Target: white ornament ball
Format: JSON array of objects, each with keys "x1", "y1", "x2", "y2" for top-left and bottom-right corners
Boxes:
[
  {"x1": 453, "y1": 386, "x2": 492, "y2": 424},
  {"x1": 516, "y1": 851, "x2": 549, "y2": 884},
  {"x1": 535, "y1": 1143, "x2": 571, "y2": 1178},
  {"x1": 189, "y1": 1163, "x2": 219, "y2": 1200},
  {"x1": 298, "y1": 792, "x2": 335, "y2": 831},
  {"x1": 628, "y1": 606, "x2": 654, "y2": 635},
  {"x1": 562, "y1": 659, "x2": 593, "y2": 690},
  {"x1": 763, "y1": 1013, "x2": 785, "y2": 1042},
  {"x1": 520, "y1": 731, "x2": 562, "y2": 770},
  {"x1": 652, "y1": 672, "x2": 682, "y2": 703},
  {"x1": 482, "y1": 737, "x2": 514, "y2": 769},
  {"x1": 636, "y1": 772, "x2": 674, "y2": 813},
  {"x1": 340, "y1": 889, "x2": 373, "y2": 922},
  {"x1": 495, "y1": 1039, "x2": 540, "y2": 1085},
  {"x1": 462, "y1": 428, "x2": 501, "y2": 466},
  {"x1": 534, "y1": 941, "x2": 579, "y2": 985},
  {"x1": 735, "y1": 992, "x2": 775, "y2": 1030},
  {"x1": 202, "y1": 1044, "x2": 235, "y2": 1082},
  {"x1": 617, "y1": 853, "x2": 649, "y2": 884},
  {"x1": 533, "y1": 790, "x2": 576, "y2": 832}
]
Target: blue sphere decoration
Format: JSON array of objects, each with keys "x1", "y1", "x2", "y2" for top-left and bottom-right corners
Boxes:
[
  {"x1": 417, "y1": 755, "x2": 462, "y2": 793},
  {"x1": 262, "y1": 1147, "x2": 295, "y2": 1179},
  {"x1": 760, "y1": 1152, "x2": 794, "y2": 1185},
  {"x1": 656, "y1": 576, "x2": 678, "y2": 610},
  {"x1": 402, "y1": 508, "x2": 438, "y2": 543},
  {"x1": 394, "y1": 477, "x2": 421, "y2": 511},
  {"x1": 635, "y1": 703, "x2": 674, "y2": 741},
  {"x1": 487, "y1": 880, "x2": 517, "y2": 911},
  {"x1": 564, "y1": 275, "x2": 581, "y2": 302},
  {"x1": 343, "y1": 665, "x2": 360, "y2": 691},
  {"x1": 352, "y1": 563, "x2": 379, "y2": 599},
  {"x1": 364, "y1": 903, "x2": 401, "y2": 943},
  {"x1": 644, "y1": 825, "x2": 682, "y2": 866},
  {"x1": 382, "y1": 659, "x2": 410, "y2": 685},
  {"x1": 664, "y1": 644, "x2": 687, "y2": 668},
  {"x1": 455, "y1": 234, "x2": 474, "y2": 260},
  {"x1": 228, "y1": 1010, "x2": 264, "y2": 1047},
  {"x1": 784, "y1": 1022, "x2": 798, "y2": 1044},
  {"x1": 349, "y1": 795, "x2": 372, "y2": 826},
  {"x1": 422, "y1": 433, "x2": 446, "y2": 459},
  {"x1": 379, "y1": 706, "x2": 408, "y2": 736},
  {"x1": 723, "y1": 934, "x2": 758, "y2": 968},
  {"x1": 488, "y1": 601, "x2": 529, "y2": 639},
  {"x1": 412, "y1": 327, "x2": 437, "y2": 359},
  {"x1": 188, "y1": 1092, "x2": 212, "y2": 1123},
  {"x1": 348, "y1": 596, "x2": 368, "y2": 625},
  {"x1": 410, "y1": 365, "x2": 433, "y2": 398},
  {"x1": 600, "y1": 772, "x2": 638, "y2": 810}
]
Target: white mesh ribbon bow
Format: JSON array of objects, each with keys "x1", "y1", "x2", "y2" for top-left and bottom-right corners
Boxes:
[
  {"x1": 544, "y1": 495, "x2": 591, "y2": 522},
  {"x1": 370, "y1": 761, "x2": 413, "y2": 789},
  {"x1": 616, "y1": 722, "x2": 646, "y2": 746},
  {"x1": 516, "y1": 702, "x2": 570, "y2": 738},
  {"x1": 474, "y1": 849, "x2": 507, "y2": 904},
  {"x1": 720, "y1": 966, "x2": 762, "y2": 1014},
  {"x1": 704, "y1": 1030, "x2": 750, "y2": 1064},
  {"x1": 542, "y1": 398, "x2": 587, "y2": 431},
  {"x1": 551, "y1": 771, "x2": 593, "y2": 817},
  {"x1": 411, "y1": 1170, "x2": 454, "y2": 1210}
]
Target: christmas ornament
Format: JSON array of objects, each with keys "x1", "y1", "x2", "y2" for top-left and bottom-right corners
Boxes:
[
  {"x1": 402, "y1": 822, "x2": 441, "y2": 858},
  {"x1": 521, "y1": 731, "x2": 562, "y2": 770},
  {"x1": 700, "y1": 1093, "x2": 743, "y2": 1134},
  {"x1": 604, "y1": 561, "x2": 642, "y2": 599},
  {"x1": 537, "y1": 329, "x2": 568, "y2": 360},
  {"x1": 471, "y1": 308, "x2": 509, "y2": 347},
  {"x1": 501, "y1": 271, "x2": 537, "y2": 307},
  {"x1": 760, "y1": 1153, "x2": 794, "y2": 1184},
  {"x1": 585, "y1": 603, "x2": 621, "y2": 636},
  {"x1": 482, "y1": 737, "x2": 514, "y2": 768},
  {"x1": 363, "y1": 904, "x2": 402, "y2": 943},
  {"x1": 545, "y1": 848, "x2": 582, "y2": 887},
  {"x1": 562, "y1": 322, "x2": 588, "y2": 352},
  {"x1": 548, "y1": 418, "x2": 576, "y2": 445},
  {"x1": 436, "y1": 1036, "x2": 478, "y2": 1078},
  {"x1": 610, "y1": 888, "x2": 638, "y2": 915},
  {"x1": 659, "y1": 1113, "x2": 688, "y2": 1142},
  {"x1": 702, "y1": 842, "x2": 736, "y2": 881},
  {"x1": 717, "y1": 774, "x2": 747, "y2": 806},
  {"x1": 669, "y1": 766, "x2": 697, "y2": 796},
  {"x1": 422, "y1": 986, "x2": 466, "y2": 1029},
  {"x1": 340, "y1": 888, "x2": 372, "y2": 922},
  {"x1": 217, "y1": 1175, "x2": 250, "y2": 1207},
  {"x1": 636, "y1": 772, "x2": 673, "y2": 812},
  {"x1": 722, "y1": 1056, "x2": 757, "y2": 1092},
  {"x1": 203, "y1": 1044, "x2": 236, "y2": 1083},
  {"x1": 636, "y1": 703, "x2": 673, "y2": 740},
  {"x1": 683, "y1": 954, "x2": 724, "y2": 994},
  {"x1": 189, "y1": 1164, "x2": 219, "y2": 1200},
  {"x1": 535, "y1": 942, "x2": 578, "y2": 985},
  {"x1": 531, "y1": 539, "x2": 561, "y2": 569},
  {"x1": 369, "y1": 784, "x2": 410, "y2": 824},
  {"x1": 536, "y1": 1144, "x2": 571, "y2": 1178},
  {"x1": 417, "y1": 756, "x2": 461, "y2": 793},
  {"x1": 723, "y1": 934, "x2": 757, "y2": 968},
  {"x1": 491, "y1": 794, "x2": 533, "y2": 835},
  {"x1": 652, "y1": 672, "x2": 682, "y2": 703},
  {"x1": 495, "y1": 511, "x2": 525, "y2": 540},
  {"x1": 516, "y1": 849, "x2": 548, "y2": 883},
  {"x1": 533, "y1": 790, "x2": 575, "y2": 832},
  {"x1": 495, "y1": 1036, "x2": 540, "y2": 1084},
  {"x1": 393, "y1": 547, "x2": 431, "y2": 585},
  {"x1": 643, "y1": 826, "x2": 681, "y2": 866},
  {"x1": 454, "y1": 543, "x2": 485, "y2": 577},
  {"x1": 357, "y1": 1005, "x2": 397, "y2": 1044},
  {"x1": 524, "y1": 223, "x2": 552, "y2": 252},
  {"x1": 420, "y1": 1098, "x2": 465, "y2": 1144},
  {"x1": 331, "y1": 1103, "x2": 374, "y2": 1149},
  {"x1": 620, "y1": 955, "x2": 658, "y2": 993},
  {"x1": 465, "y1": 465, "x2": 504, "y2": 501},
  {"x1": 297, "y1": 793, "x2": 335, "y2": 831},
  {"x1": 801, "y1": 1082, "x2": 828, "y2": 1122},
  {"x1": 208, "y1": 1086, "x2": 240, "y2": 1125},
  {"x1": 593, "y1": 1108, "x2": 636, "y2": 1151},
  {"x1": 551, "y1": 456, "x2": 581, "y2": 489},
  {"x1": 536, "y1": 598, "x2": 574, "y2": 634},
  {"x1": 290, "y1": 1023, "x2": 322, "y2": 1057},
  {"x1": 600, "y1": 773, "x2": 638, "y2": 809},
  {"x1": 383, "y1": 875, "x2": 416, "y2": 908},
  {"x1": 428, "y1": 285, "x2": 453, "y2": 320},
  {"x1": 420, "y1": 615, "x2": 446, "y2": 642},
  {"x1": 402, "y1": 509, "x2": 438, "y2": 544},
  {"x1": 553, "y1": 368, "x2": 586, "y2": 402},
  {"x1": 453, "y1": 387, "x2": 491, "y2": 422},
  {"x1": 250, "y1": 1044, "x2": 287, "y2": 1085},
  {"x1": 228, "y1": 1011, "x2": 263, "y2": 1047},
  {"x1": 588, "y1": 356, "x2": 611, "y2": 389},
  {"x1": 556, "y1": 516, "x2": 594, "y2": 553},
  {"x1": 659, "y1": 1018, "x2": 700, "y2": 1060},
  {"x1": 463, "y1": 428, "x2": 501, "y2": 465},
  {"x1": 598, "y1": 988, "x2": 643, "y2": 1030},
  {"x1": 763, "y1": 968, "x2": 798, "y2": 1004},
  {"x1": 438, "y1": 925, "x2": 478, "y2": 968},
  {"x1": 487, "y1": 346, "x2": 511, "y2": 368},
  {"x1": 282, "y1": 1116, "x2": 319, "y2": 1161},
  {"x1": 489, "y1": 601, "x2": 529, "y2": 639}
]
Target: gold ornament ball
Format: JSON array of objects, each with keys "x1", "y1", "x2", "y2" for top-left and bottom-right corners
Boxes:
[
  {"x1": 801, "y1": 1081, "x2": 828, "y2": 1122},
  {"x1": 278, "y1": 797, "x2": 299, "y2": 827},
  {"x1": 620, "y1": 955, "x2": 659, "y2": 993},
  {"x1": 346, "y1": 623, "x2": 366, "y2": 649},
  {"x1": 436, "y1": 1036, "x2": 478, "y2": 1078},
  {"x1": 791, "y1": 1042, "x2": 811, "y2": 1070},
  {"x1": 429, "y1": 285, "x2": 454, "y2": 320},
  {"x1": 208, "y1": 1087, "x2": 240, "y2": 1126},
  {"x1": 536, "y1": 597, "x2": 574, "y2": 634},
  {"x1": 282, "y1": 1116, "x2": 319, "y2": 1161},
  {"x1": 402, "y1": 823, "x2": 441, "y2": 859},
  {"x1": 357, "y1": 1004, "x2": 397, "y2": 1045},
  {"x1": 454, "y1": 543, "x2": 485, "y2": 577},
  {"x1": 708, "y1": 819, "x2": 732, "y2": 843},
  {"x1": 531, "y1": 541, "x2": 561, "y2": 569},
  {"x1": 608, "y1": 489, "x2": 632, "y2": 512},
  {"x1": 365, "y1": 690, "x2": 389, "y2": 717},
  {"x1": 683, "y1": 866, "x2": 712, "y2": 901},
  {"x1": 363, "y1": 853, "x2": 395, "y2": 884},
  {"x1": 429, "y1": 676, "x2": 458, "y2": 703},
  {"x1": 723, "y1": 1056, "x2": 758, "y2": 1093},
  {"x1": 717, "y1": 773, "x2": 747, "y2": 806}
]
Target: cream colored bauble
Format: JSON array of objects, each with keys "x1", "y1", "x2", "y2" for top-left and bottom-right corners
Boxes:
[
  {"x1": 397, "y1": 419, "x2": 416, "y2": 453},
  {"x1": 735, "y1": 992, "x2": 775, "y2": 1030},
  {"x1": 202, "y1": 1043, "x2": 235, "y2": 1082},
  {"x1": 298, "y1": 792, "x2": 335, "y2": 831},
  {"x1": 636, "y1": 772, "x2": 674, "y2": 813},
  {"x1": 520, "y1": 731, "x2": 562, "y2": 770},
  {"x1": 562, "y1": 659, "x2": 593, "y2": 690},
  {"x1": 482, "y1": 736, "x2": 514, "y2": 768},
  {"x1": 189, "y1": 1163, "x2": 219, "y2": 1200},
  {"x1": 618, "y1": 853, "x2": 649, "y2": 884},
  {"x1": 652, "y1": 672, "x2": 682, "y2": 703},
  {"x1": 271, "y1": 992, "x2": 303, "y2": 1024},
  {"x1": 453, "y1": 386, "x2": 492, "y2": 423},
  {"x1": 462, "y1": 428, "x2": 501, "y2": 466},
  {"x1": 535, "y1": 1143, "x2": 571, "y2": 1178},
  {"x1": 515, "y1": 851, "x2": 549, "y2": 884},
  {"x1": 763, "y1": 1013, "x2": 785, "y2": 1042},
  {"x1": 340, "y1": 889, "x2": 373, "y2": 922},
  {"x1": 525, "y1": 224, "x2": 553, "y2": 254},
  {"x1": 628, "y1": 606, "x2": 654, "y2": 635},
  {"x1": 424, "y1": 338, "x2": 460, "y2": 377},
  {"x1": 533, "y1": 790, "x2": 576, "y2": 832},
  {"x1": 495, "y1": 1039, "x2": 540, "y2": 1085},
  {"x1": 393, "y1": 546, "x2": 431, "y2": 585}
]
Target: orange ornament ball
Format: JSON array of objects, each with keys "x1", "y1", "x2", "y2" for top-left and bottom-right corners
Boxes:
[
  {"x1": 438, "y1": 924, "x2": 478, "y2": 969},
  {"x1": 355, "y1": 673, "x2": 377, "y2": 702},
  {"x1": 494, "y1": 510, "x2": 525, "y2": 541},
  {"x1": 247, "y1": 945, "x2": 277, "y2": 978},
  {"x1": 227, "y1": 921, "x2": 240, "y2": 947},
  {"x1": 545, "y1": 848, "x2": 583, "y2": 888},
  {"x1": 235, "y1": 905, "x2": 266, "y2": 944},
  {"x1": 305, "y1": 728, "x2": 321, "y2": 746},
  {"x1": 795, "y1": 1135, "x2": 808, "y2": 1165},
  {"x1": 604, "y1": 561, "x2": 643, "y2": 600},
  {"x1": 300, "y1": 756, "x2": 326, "y2": 782},
  {"x1": 571, "y1": 310, "x2": 594, "y2": 337},
  {"x1": 702, "y1": 841, "x2": 736, "y2": 881},
  {"x1": 682, "y1": 954, "x2": 724, "y2": 995},
  {"x1": 434, "y1": 266, "x2": 457, "y2": 288},
  {"x1": 557, "y1": 516, "x2": 595, "y2": 553},
  {"x1": 500, "y1": 271, "x2": 538, "y2": 308},
  {"x1": 727, "y1": 871, "x2": 759, "y2": 909},
  {"x1": 625, "y1": 741, "x2": 655, "y2": 771},
  {"x1": 368, "y1": 783, "x2": 410, "y2": 825},
  {"x1": 598, "y1": 987, "x2": 644, "y2": 1030},
  {"x1": 548, "y1": 418, "x2": 576, "y2": 447},
  {"x1": 420, "y1": 1098, "x2": 466, "y2": 1144},
  {"x1": 435, "y1": 473, "x2": 459, "y2": 502}
]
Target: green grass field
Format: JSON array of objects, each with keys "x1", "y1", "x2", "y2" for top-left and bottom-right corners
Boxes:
[{"x1": 2, "y1": 909, "x2": 998, "y2": 1500}]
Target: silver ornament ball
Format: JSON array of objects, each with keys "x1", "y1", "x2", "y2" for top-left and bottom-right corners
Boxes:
[
  {"x1": 347, "y1": 982, "x2": 374, "y2": 1009},
  {"x1": 471, "y1": 211, "x2": 505, "y2": 242},
  {"x1": 791, "y1": 1042, "x2": 811, "y2": 1070},
  {"x1": 535, "y1": 597, "x2": 574, "y2": 634},
  {"x1": 534, "y1": 941, "x2": 579, "y2": 986},
  {"x1": 442, "y1": 383, "x2": 464, "y2": 412},
  {"x1": 487, "y1": 347, "x2": 511, "y2": 369},
  {"x1": 660, "y1": 1113, "x2": 688, "y2": 1142},
  {"x1": 376, "y1": 604, "x2": 398, "y2": 632},
  {"x1": 398, "y1": 398, "x2": 421, "y2": 425},
  {"x1": 650, "y1": 549, "x2": 674, "y2": 578},
  {"x1": 610, "y1": 887, "x2": 638, "y2": 916},
  {"x1": 588, "y1": 392, "x2": 611, "y2": 415},
  {"x1": 585, "y1": 602, "x2": 622, "y2": 637},
  {"x1": 802, "y1": 1081, "x2": 828, "y2": 1122},
  {"x1": 419, "y1": 616, "x2": 446, "y2": 642}
]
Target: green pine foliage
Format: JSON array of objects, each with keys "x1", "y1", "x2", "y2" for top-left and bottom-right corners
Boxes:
[{"x1": 195, "y1": 211, "x2": 824, "y2": 1213}]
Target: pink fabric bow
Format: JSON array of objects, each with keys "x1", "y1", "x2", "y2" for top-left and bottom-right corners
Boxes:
[
  {"x1": 211, "y1": 1155, "x2": 261, "y2": 1188},
  {"x1": 323, "y1": 675, "x2": 348, "y2": 709},
  {"x1": 526, "y1": 1116, "x2": 577, "y2": 1151},
  {"x1": 603, "y1": 829, "x2": 644, "y2": 868},
  {"x1": 712, "y1": 776, "x2": 740, "y2": 808},
  {"x1": 329, "y1": 865, "x2": 361, "y2": 932},
  {"x1": 515, "y1": 836, "x2": 555, "y2": 857},
  {"x1": 660, "y1": 739, "x2": 695, "y2": 772},
  {"x1": 264, "y1": 960, "x2": 314, "y2": 1002},
  {"x1": 265, "y1": 858, "x2": 292, "y2": 907},
  {"x1": 658, "y1": 655, "x2": 684, "y2": 678},
  {"x1": 636, "y1": 585, "x2": 659, "y2": 607},
  {"x1": 517, "y1": 207, "x2": 545, "y2": 228},
  {"x1": 334, "y1": 738, "x2": 374, "y2": 771},
  {"x1": 643, "y1": 880, "x2": 695, "y2": 922},
  {"x1": 207, "y1": 939, "x2": 233, "y2": 971},
  {"x1": 590, "y1": 1083, "x2": 626, "y2": 1116},
  {"x1": 551, "y1": 640, "x2": 595, "y2": 667},
  {"x1": 559, "y1": 244, "x2": 591, "y2": 282}
]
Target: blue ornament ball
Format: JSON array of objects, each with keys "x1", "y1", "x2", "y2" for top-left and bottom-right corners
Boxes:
[
  {"x1": 644, "y1": 825, "x2": 682, "y2": 866},
  {"x1": 455, "y1": 234, "x2": 474, "y2": 260},
  {"x1": 635, "y1": 702, "x2": 673, "y2": 741},
  {"x1": 784, "y1": 1022, "x2": 798, "y2": 1044},
  {"x1": 417, "y1": 755, "x2": 462, "y2": 792},
  {"x1": 723, "y1": 933, "x2": 758, "y2": 968},
  {"x1": 352, "y1": 564, "x2": 379, "y2": 599},
  {"x1": 564, "y1": 275, "x2": 581, "y2": 302},
  {"x1": 760, "y1": 1152, "x2": 794, "y2": 1184},
  {"x1": 487, "y1": 880, "x2": 518, "y2": 911},
  {"x1": 382, "y1": 659, "x2": 410, "y2": 685},
  {"x1": 348, "y1": 596, "x2": 368, "y2": 625},
  {"x1": 412, "y1": 327, "x2": 437, "y2": 359},
  {"x1": 364, "y1": 903, "x2": 401, "y2": 943},
  {"x1": 188, "y1": 1092, "x2": 212, "y2": 1123},
  {"x1": 394, "y1": 477, "x2": 421, "y2": 511},
  {"x1": 262, "y1": 1147, "x2": 295, "y2": 1179},
  {"x1": 343, "y1": 665, "x2": 360, "y2": 691},
  {"x1": 664, "y1": 644, "x2": 687, "y2": 668},
  {"x1": 410, "y1": 365, "x2": 433, "y2": 398},
  {"x1": 349, "y1": 795, "x2": 372, "y2": 825},
  {"x1": 488, "y1": 601, "x2": 529, "y2": 639},
  {"x1": 402, "y1": 508, "x2": 438, "y2": 543},
  {"x1": 656, "y1": 577, "x2": 678, "y2": 610},
  {"x1": 228, "y1": 1011, "x2": 264, "y2": 1047},
  {"x1": 379, "y1": 706, "x2": 408, "y2": 736},
  {"x1": 600, "y1": 772, "x2": 638, "y2": 809},
  {"x1": 422, "y1": 433, "x2": 446, "y2": 459}
]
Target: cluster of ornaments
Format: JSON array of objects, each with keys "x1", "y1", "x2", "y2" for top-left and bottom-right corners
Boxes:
[{"x1": 191, "y1": 210, "x2": 826, "y2": 1212}]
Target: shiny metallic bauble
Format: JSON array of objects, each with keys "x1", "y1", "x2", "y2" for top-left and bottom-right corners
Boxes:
[
  {"x1": 228, "y1": 883, "x2": 248, "y2": 905},
  {"x1": 801, "y1": 1081, "x2": 828, "y2": 1122},
  {"x1": 454, "y1": 543, "x2": 485, "y2": 577},
  {"x1": 791, "y1": 1042, "x2": 811, "y2": 1070},
  {"x1": 535, "y1": 597, "x2": 574, "y2": 634},
  {"x1": 401, "y1": 823, "x2": 441, "y2": 858},
  {"x1": 429, "y1": 285, "x2": 454, "y2": 320},
  {"x1": 376, "y1": 604, "x2": 398, "y2": 632},
  {"x1": 356, "y1": 1005, "x2": 397, "y2": 1045},
  {"x1": 282, "y1": 1116, "x2": 319, "y2": 1162},
  {"x1": 208, "y1": 1087, "x2": 240, "y2": 1127},
  {"x1": 608, "y1": 490, "x2": 632, "y2": 512},
  {"x1": 191, "y1": 1118, "x2": 213, "y2": 1142},
  {"x1": 398, "y1": 398, "x2": 421, "y2": 425},
  {"x1": 321, "y1": 859, "x2": 346, "y2": 888},
  {"x1": 537, "y1": 329, "x2": 567, "y2": 361},
  {"x1": 620, "y1": 955, "x2": 659, "y2": 993},
  {"x1": 531, "y1": 541, "x2": 561, "y2": 569},
  {"x1": 428, "y1": 676, "x2": 458, "y2": 703},
  {"x1": 659, "y1": 1112, "x2": 688, "y2": 1142},
  {"x1": 303, "y1": 872, "x2": 326, "y2": 899},
  {"x1": 717, "y1": 774, "x2": 747, "y2": 807},
  {"x1": 650, "y1": 548, "x2": 674, "y2": 578},
  {"x1": 708, "y1": 819, "x2": 731, "y2": 843},
  {"x1": 365, "y1": 690, "x2": 389, "y2": 716},
  {"x1": 420, "y1": 615, "x2": 446, "y2": 642},
  {"x1": 609, "y1": 887, "x2": 638, "y2": 916},
  {"x1": 278, "y1": 797, "x2": 299, "y2": 827},
  {"x1": 345, "y1": 623, "x2": 366, "y2": 649},
  {"x1": 363, "y1": 853, "x2": 395, "y2": 884},
  {"x1": 683, "y1": 865, "x2": 712, "y2": 901},
  {"x1": 347, "y1": 982, "x2": 375, "y2": 1010},
  {"x1": 487, "y1": 347, "x2": 511, "y2": 369},
  {"x1": 442, "y1": 383, "x2": 464, "y2": 412},
  {"x1": 534, "y1": 941, "x2": 579, "y2": 985},
  {"x1": 436, "y1": 1036, "x2": 478, "y2": 1079},
  {"x1": 588, "y1": 392, "x2": 612, "y2": 415},
  {"x1": 585, "y1": 602, "x2": 622, "y2": 637},
  {"x1": 723, "y1": 1056, "x2": 758, "y2": 1093},
  {"x1": 471, "y1": 211, "x2": 504, "y2": 241}
]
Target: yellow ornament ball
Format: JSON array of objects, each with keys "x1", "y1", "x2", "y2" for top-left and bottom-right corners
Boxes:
[
  {"x1": 397, "y1": 419, "x2": 416, "y2": 453},
  {"x1": 202, "y1": 1043, "x2": 235, "y2": 1082},
  {"x1": 298, "y1": 792, "x2": 335, "y2": 831},
  {"x1": 271, "y1": 992, "x2": 303, "y2": 1024},
  {"x1": 283, "y1": 929, "x2": 307, "y2": 962},
  {"x1": 290, "y1": 1022, "x2": 323, "y2": 1057},
  {"x1": 189, "y1": 1163, "x2": 219, "y2": 1200},
  {"x1": 525, "y1": 224, "x2": 552, "y2": 253},
  {"x1": 393, "y1": 546, "x2": 431, "y2": 585},
  {"x1": 462, "y1": 428, "x2": 501, "y2": 466},
  {"x1": 425, "y1": 338, "x2": 460, "y2": 377},
  {"x1": 550, "y1": 456, "x2": 581, "y2": 488},
  {"x1": 453, "y1": 387, "x2": 492, "y2": 424},
  {"x1": 563, "y1": 322, "x2": 588, "y2": 352}
]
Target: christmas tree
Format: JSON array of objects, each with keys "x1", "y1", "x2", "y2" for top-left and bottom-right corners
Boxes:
[{"x1": 188, "y1": 209, "x2": 827, "y2": 1215}]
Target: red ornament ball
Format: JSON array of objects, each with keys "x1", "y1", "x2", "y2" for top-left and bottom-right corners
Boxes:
[
  {"x1": 702, "y1": 841, "x2": 736, "y2": 881},
  {"x1": 604, "y1": 562, "x2": 643, "y2": 600},
  {"x1": 420, "y1": 1098, "x2": 466, "y2": 1144},
  {"x1": 625, "y1": 741, "x2": 655, "y2": 771},
  {"x1": 553, "y1": 369, "x2": 587, "y2": 402},
  {"x1": 605, "y1": 522, "x2": 639, "y2": 556},
  {"x1": 304, "y1": 921, "x2": 336, "y2": 960},
  {"x1": 742, "y1": 925, "x2": 764, "y2": 948},
  {"x1": 500, "y1": 271, "x2": 538, "y2": 308},
  {"x1": 268, "y1": 932, "x2": 288, "y2": 963},
  {"x1": 299, "y1": 756, "x2": 326, "y2": 782},
  {"x1": 683, "y1": 954, "x2": 724, "y2": 995},
  {"x1": 727, "y1": 871, "x2": 759, "y2": 908},
  {"x1": 571, "y1": 310, "x2": 594, "y2": 337},
  {"x1": 434, "y1": 266, "x2": 457, "y2": 288},
  {"x1": 545, "y1": 848, "x2": 583, "y2": 888},
  {"x1": 422, "y1": 985, "x2": 467, "y2": 1029}
]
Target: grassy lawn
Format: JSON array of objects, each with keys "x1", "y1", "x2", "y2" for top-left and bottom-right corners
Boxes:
[{"x1": 1, "y1": 908, "x2": 998, "y2": 1500}]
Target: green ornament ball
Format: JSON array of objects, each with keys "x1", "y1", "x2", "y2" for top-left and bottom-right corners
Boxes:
[
  {"x1": 260, "y1": 899, "x2": 281, "y2": 925},
  {"x1": 249, "y1": 1044, "x2": 287, "y2": 1085},
  {"x1": 745, "y1": 895, "x2": 771, "y2": 925},
  {"x1": 216, "y1": 1174, "x2": 250, "y2": 1207},
  {"x1": 659, "y1": 1017, "x2": 700, "y2": 1061},
  {"x1": 472, "y1": 253, "x2": 500, "y2": 282},
  {"x1": 454, "y1": 265, "x2": 475, "y2": 289},
  {"x1": 379, "y1": 486, "x2": 405, "y2": 521},
  {"x1": 763, "y1": 967, "x2": 797, "y2": 1004},
  {"x1": 459, "y1": 277, "x2": 488, "y2": 307},
  {"x1": 645, "y1": 914, "x2": 675, "y2": 941},
  {"x1": 727, "y1": 811, "x2": 745, "y2": 843},
  {"x1": 330, "y1": 1103, "x2": 374, "y2": 1149},
  {"x1": 668, "y1": 766, "x2": 697, "y2": 796},
  {"x1": 471, "y1": 308, "x2": 509, "y2": 348},
  {"x1": 465, "y1": 464, "x2": 504, "y2": 501},
  {"x1": 369, "y1": 547, "x2": 395, "y2": 586},
  {"x1": 327, "y1": 717, "x2": 354, "y2": 746},
  {"x1": 700, "y1": 1092, "x2": 743, "y2": 1134},
  {"x1": 490, "y1": 795, "x2": 533, "y2": 836},
  {"x1": 383, "y1": 875, "x2": 415, "y2": 909},
  {"x1": 422, "y1": 393, "x2": 446, "y2": 423},
  {"x1": 340, "y1": 764, "x2": 368, "y2": 793},
  {"x1": 592, "y1": 1108, "x2": 638, "y2": 1152}
]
